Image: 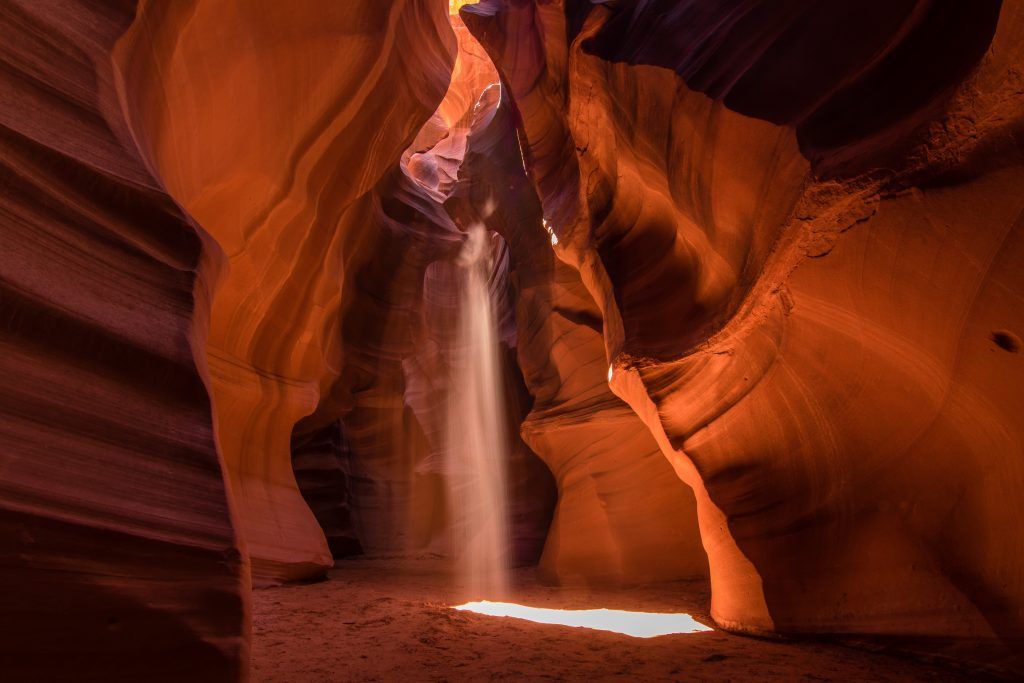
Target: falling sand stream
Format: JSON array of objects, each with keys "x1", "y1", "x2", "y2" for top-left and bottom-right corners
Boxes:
[{"x1": 445, "y1": 222, "x2": 511, "y2": 600}]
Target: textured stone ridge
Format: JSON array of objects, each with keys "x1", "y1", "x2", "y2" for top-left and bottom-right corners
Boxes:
[
  {"x1": 445, "y1": 84, "x2": 709, "y2": 585},
  {"x1": 290, "y1": 421, "x2": 363, "y2": 559},
  {"x1": 4, "y1": 0, "x2": 1024, "y2": 678},
  {"x1": 115, "y1": 0, "x2": 459, "y2": 583},
  {"x1": 0, "y1": 1, "x2": 246, "y2": 679},
  {"x1": 465, "y1": 0, "x2": 1024, "y2": 670}
]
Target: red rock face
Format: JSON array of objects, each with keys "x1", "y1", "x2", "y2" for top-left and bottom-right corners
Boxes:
[
  {"x1": 0, "y1": 1, "x2": 245, "y2": 679},
  {"x1": 582, "y1": 0, "x2": 1003, "y2": 175},
  {"x1": 4, "y1": 0, "x2": 1024, "y2": 677},
  {"x1": 290, "y1": 421, "x2": 362, "y2": 559},
  {"x1": 464, "y1": 0, "x2": 1024, "y2": 668},
  {"x1": 115, "y1": 0, "x2": 460, "y2": 583},
  {"x1": 445, "y1": 89, "x2": 709, "y2": 584}
]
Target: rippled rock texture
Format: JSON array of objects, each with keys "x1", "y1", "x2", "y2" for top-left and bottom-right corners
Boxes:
[
  {"x1": 116, "y1": 0, "x2": 460, "y2": 583},
  {"x1": 290, "y1": 421, "x2": 362, "y2": 559},
  {"x1": 0, "y1": 1, "x2": 246, "y2": 679},
  {"x1": 117, "y1": 0, "x2": 554, "y2": 580},
  {"x1": 4, "y1": 0, "x2": 1024, "y2": 678},
  {"x1": 464, "y1": 0, "x2": 1024, "y2": 669},
  {"x1": 445, "y1": 87, "x2": 708, "y2": 585}
]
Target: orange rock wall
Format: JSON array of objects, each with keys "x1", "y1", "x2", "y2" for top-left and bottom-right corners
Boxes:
[
  {"x1": 465, "y1": 0, "x2": 1024, "y2": 668},
  {"x1": 115, "y1": 0, "x2": 458, "y2": 582},
  {"x1": 446, "y1": 89, "x2": 708, "y2": 584},
  {"x1": 5, "y1": 0, "x2": 1024, "y2": 675}
]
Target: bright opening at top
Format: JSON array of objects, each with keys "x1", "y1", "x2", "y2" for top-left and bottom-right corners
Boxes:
[
  {"x1": 449, "y1": 0, "x2": 478, "y2": 14},
  {"x1": 453, "y1": 601, "x2": 713, "y2": 638}
]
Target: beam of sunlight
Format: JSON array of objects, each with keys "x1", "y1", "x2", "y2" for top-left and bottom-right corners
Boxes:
[{"x1": 452, "y1": 601, "x2": 713, "y2": 638}]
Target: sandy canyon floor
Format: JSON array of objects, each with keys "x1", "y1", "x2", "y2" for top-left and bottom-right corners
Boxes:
[{"x1": 250, "y1": 559, "x2": 994, "y2": 682}]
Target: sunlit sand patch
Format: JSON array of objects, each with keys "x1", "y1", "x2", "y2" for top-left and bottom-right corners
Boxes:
[{"x1": 452, "y1": 601, "x2": 713, "y2": 638}]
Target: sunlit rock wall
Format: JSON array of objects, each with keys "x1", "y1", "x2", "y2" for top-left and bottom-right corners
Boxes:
[
  {"x1": 6, "y1": 0, "x2": 1023, "y2": 675},
  {"x1": 465, "y1": 0, "x2": 1024, "y2": 668},
  {"x1": 374, "y1": 33, "x2": 558, "y2": 563},
  {"x1": 115, "y1": 0, "x2": 457, "y2": 583},
  {"x1": 446, "y1": 87, "x2": 708, "y2": 585},
  {"x1": 232, "y1": 7, "x2": 554, "y2": 562},
  {"x1": 0, "y1": 1, "x2": 246, "y2": 678}
]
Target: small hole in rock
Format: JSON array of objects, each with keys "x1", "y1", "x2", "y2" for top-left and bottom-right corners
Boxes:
[{"x1": 991, "y1": 330, "x2": 1021, "y2": 353}]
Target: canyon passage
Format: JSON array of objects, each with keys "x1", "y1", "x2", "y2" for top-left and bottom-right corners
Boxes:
[{"x1": 1, "y1": 0, "x2": 1023, "y2": 681}]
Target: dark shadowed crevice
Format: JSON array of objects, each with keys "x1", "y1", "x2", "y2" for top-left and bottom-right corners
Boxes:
[{"x1": 582, "y1": 0, "x2": 1002, "y2": 174}]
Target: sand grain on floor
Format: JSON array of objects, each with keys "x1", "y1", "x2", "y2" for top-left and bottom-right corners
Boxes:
[{"x1": 251, "y1": 560, "x2": 980, "y2": 682}]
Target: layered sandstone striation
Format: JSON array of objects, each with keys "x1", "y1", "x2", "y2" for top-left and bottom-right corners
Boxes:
[
  {"x1": 290, "y1": 421, "x2": 362, "y2": 559},
  {"x1": 393, "y1": 42, "x2": 559, "y2": 564},
  {"x1": 115, "y1": 0, "x2": 459, "y2": 582},
  {"x1": 0, "y1": 1, "x2": 246, "y2": 679},
  {"x1": 4, "y1": 0, "x2": 1024, "y2": 677},
  {"x1": 445, "y1": 86, "x2": 708, "y2": 584},
  {"x1": 465, "y1": 0, "x2": 1024, "y2": 669}
]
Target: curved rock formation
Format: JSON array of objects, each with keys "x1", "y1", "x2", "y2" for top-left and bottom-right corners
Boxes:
[
  {"x1": 277, "y1": 13, "x2": 555, "y2": 563},
  {"x1": 5, "y1": 0, "x2": 1024, "y2": 677},
  {"x1": 290, "y1": 421, "x2": 362, "y2": 559},
  {"x1": 115, "y1": 0, "x2": 458, "y2": 582},
  {"x1": 0, "y1": 1, "x2": 245, "y2": 679},
  {"x1": 446, "y1": 86, "x2": 708, "y2": 584},
  {"x1": 464, "y1": 0, "x2": 1024, "y2": 668},
  {"x1": 317, "y1": 163, "x2": 462, "y2": 555}
]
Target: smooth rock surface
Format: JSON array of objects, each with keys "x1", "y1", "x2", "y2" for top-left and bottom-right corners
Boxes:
[
  {"x1": 464, "y1": 0, "x2": 1024, "y2": 669},
  {"x1": 115, "y1": 0, "x2": 458, "y2": 583},
  {"x1": 0, "y1": 1, "x2": 246, "y2": 678},
  {"x1": 446, "y1": 83, "x2": 709, "y2": 585},
  {"x1": 4, "y1": 1, "x2": 1024, "y2": 678}
]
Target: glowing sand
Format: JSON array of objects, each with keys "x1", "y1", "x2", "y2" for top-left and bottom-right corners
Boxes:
[{"x1": 453, "y1": 601, "x2": 713, "y2": 638}]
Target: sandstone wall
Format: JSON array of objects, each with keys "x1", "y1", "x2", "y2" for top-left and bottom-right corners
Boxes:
[
  {"x1": 0, "y1": 1, "x2": 246, "y2": 678},
  {"x1": 465, "y1": 0, "x2": 1024, "y2": 668},
  {"x1": 115, "y1": 0, "x2": 458, "y2": 582}
]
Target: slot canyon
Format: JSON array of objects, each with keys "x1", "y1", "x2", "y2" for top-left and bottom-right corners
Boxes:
[{"x1": 1, "y1": 0, "x2": 1023, "y2": 680}]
